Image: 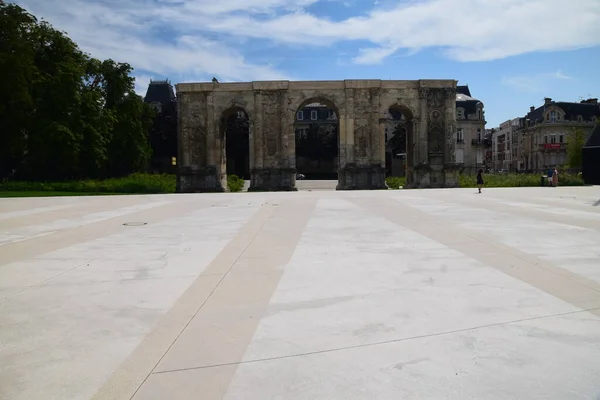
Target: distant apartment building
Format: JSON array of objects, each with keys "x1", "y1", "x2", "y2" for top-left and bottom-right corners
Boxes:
[
  {"x1": 494, "y1": 98, "x2": 600, "y2": 172},
  {"x1": 455, "y1": 86, "x2": 489, "y2": 173},
  {"x1": 294, "y1": 103, "x2": 338, "y2": 137},
  {"x1": 491, "y1": 118, "x2": 520, "y2": 171}
]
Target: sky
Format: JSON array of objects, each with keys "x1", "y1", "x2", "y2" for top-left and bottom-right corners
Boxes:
[{"x1": 14, "y1": 0, "x2": 600, "y2": 128}]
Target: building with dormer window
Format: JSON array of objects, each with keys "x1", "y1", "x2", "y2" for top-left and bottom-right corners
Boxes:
[
  {"x1": 516, "y1": 97, "x2": 599, "y2": 171},
  {"x1": 455, "y1": 85, "x2": 489, "y2": 173},
  {"x1": 143, "y1": 80, "x2": 178, "y2": 173}
]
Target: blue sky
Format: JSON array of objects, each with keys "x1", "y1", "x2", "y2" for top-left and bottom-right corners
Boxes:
[{"x1": 15, "y1": 0, "x2": 600, "y2": 127}]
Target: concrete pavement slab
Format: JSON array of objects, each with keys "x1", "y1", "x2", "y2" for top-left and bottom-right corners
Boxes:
[{"x1": 1, "y1": 187, "x2": 600, "y2": 400}]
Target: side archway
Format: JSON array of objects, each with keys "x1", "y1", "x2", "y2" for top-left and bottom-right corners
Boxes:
[
  {"x1": 293, "y1": 97, "x2": 340, "y2": 181},
  {"x1": 220, "y1": 107, "x2": 251, "y2": 181},
  {"x1": 384, "y1": 104, "x2": 415, "y2": 186}
]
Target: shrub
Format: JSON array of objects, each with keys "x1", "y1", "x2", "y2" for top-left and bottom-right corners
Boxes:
[
  {"x1": 227, "y1": 174, "x2": 245, "y2": 192},
  {"x1": 458, "y1": 173, "x2": 584, "y2": 188},
  {"x1": 386, "y1": 176, "x2": 406, "y2": 189},
  {"x1": 0, "y1": 174, "x2": 177, "y2": 194}
]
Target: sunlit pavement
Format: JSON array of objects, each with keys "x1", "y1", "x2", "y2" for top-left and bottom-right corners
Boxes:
[{"x1": 1, "y1": 186, "x2": 600, "y2": 399}]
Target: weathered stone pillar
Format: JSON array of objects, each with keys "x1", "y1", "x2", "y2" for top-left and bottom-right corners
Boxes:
[
  {"x1": 249, "y1": 84, "x2": 296, "y2": 191},
  {"x1": 442, "y1": 86, "x2": 460, "y2": 187},
  {"x1": 368, "y1": 88, "x2": 386, "y2": 189},
  {"x1": 337, "y1": 82, "x2": 386, "y2": 190},
  {"x1": 336, "y1": 86, "x2": 355, "y2": 190},
  {"x1": 176, "y1": 91, "x2": 225, "y2": 193},
  {"x1": 413, "y1": 87, "x2": 431, "y2": 188},
  {"x1": 206, "y1": 93, "x2": 227, "y2": 191}
]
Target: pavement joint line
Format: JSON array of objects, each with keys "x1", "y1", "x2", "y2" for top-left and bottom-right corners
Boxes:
[
  {"x1": 0, "y1": 256, "x2": 100, "y2": 303},
  {"x1": 152, "y1": 306, "x2": 600, "y2": 375},
  {"x1": 356, "y1": 196, "x2": 600, "y2": 298},
  {"x1": 383, "y1": 196, "x2": 600, "y2": 294},
  {"x1": 413, "y1": 192, "x2": 600, "y2": 231},
  {"x1": 128, "y1": 204, "x2": 278, "y2": 400},
  {"x1": 0, "y1": 198, "x2": 210, "y2": 266}
]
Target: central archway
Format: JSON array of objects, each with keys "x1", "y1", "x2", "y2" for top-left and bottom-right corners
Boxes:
[
  {"x1": 385, "y1": 104, "x2": 414, "y2": 186},
  {"x1": 221, "y1": 107, "x2": 250, "y2": 181},
  {"x1": 294, "y1": 98, "x2": 339, "y2": 181}
]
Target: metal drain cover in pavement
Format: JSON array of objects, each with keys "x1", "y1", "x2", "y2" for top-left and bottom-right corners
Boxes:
[{"x1": 123, "y1": 222, "x2": 147, "y2": 226}]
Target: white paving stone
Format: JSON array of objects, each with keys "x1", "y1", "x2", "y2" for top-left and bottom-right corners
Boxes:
[{"x1": 0, "y1": 187, "x2": 599, "y2": 400}]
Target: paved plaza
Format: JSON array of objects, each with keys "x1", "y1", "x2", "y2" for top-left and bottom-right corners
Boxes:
[{"x1": 1, "y1": 187, "x2": 600, "y2": 399}]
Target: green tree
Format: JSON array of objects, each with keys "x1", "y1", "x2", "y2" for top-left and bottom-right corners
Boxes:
[
  {"x1": 0, "y1": 1, "x2": 39, "y2": 179},
  {"x1": 388, "y1": 123, "x2": 407, "y2": 157},
  {"x1": 107, "y1": 92, "x2": 154, "y2": 177},
  {"x1": 0, "y1": 1, "x2": 154, "y2": 181},
  {"x1": 296, "y1": 123, "x2": 337, "y2": 162},
  {"x1": 567, "y1": 128, "x2": 586, "y2": 170}
]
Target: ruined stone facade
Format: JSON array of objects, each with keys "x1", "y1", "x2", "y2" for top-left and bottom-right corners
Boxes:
[{"x1": 175, "y1": 79, "x2": 459, "y2": 192}]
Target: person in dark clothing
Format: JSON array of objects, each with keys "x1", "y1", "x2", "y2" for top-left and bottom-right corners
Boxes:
[{"x1": 476, "y1": 169, "x2": 484, "y2": 193}]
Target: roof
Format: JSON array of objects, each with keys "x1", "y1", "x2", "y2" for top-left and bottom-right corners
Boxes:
[
  {"x1": 584, "y1": 124, "x2": 600, "y2": 147},
  {"x1": 144, "y1": 80, "x2": 176, "y2": 105},
  {"x1": 526, "y1": 100, "x2": 600, "y2": 123},
  {"x1": 456, "y1": 93, "x2": 478, "y2": 102},
  {"x1": 455, "y1": 85, "x2": 482, "y2": 116},
  {"x1": 456, "y1": 85, "x2": 472, "y2": 97},
  {"x1": 455, "y1": 84, "x2": 481, "y2": 117}
]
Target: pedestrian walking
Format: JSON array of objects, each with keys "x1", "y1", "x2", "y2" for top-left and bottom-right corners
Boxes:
[
  {"x1": 476, "y1": 169, "x2": 485, "y2": 193},
  {"x1": 552, "y1": 168, "x2": 559, "y2": 187},
  {"x1": 547, "y1": 168, "x2": 554, "y2": 186}
]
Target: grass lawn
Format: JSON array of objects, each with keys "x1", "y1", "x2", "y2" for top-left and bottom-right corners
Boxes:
[{"x1": 0, "y1": 191, "x2": 128, "y2": 198}]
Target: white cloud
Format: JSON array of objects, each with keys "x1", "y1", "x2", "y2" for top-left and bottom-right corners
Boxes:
[
  {"x1": 193, "y1": 0, "x2": 600, "y2": 63},
  {"x1": 501, "y1": 70, "x2": 574, "y2": 92},
  {"x1": 353, "y1": 45, "x2": 400, "y2": 65},
  {"x1": 14, "y1": 0, "x2": 600, "y2": 94}
]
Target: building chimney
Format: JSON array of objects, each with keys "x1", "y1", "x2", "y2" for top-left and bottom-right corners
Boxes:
[
  {"x1": 530, "y1": 106, "x2": 535, "y2": 112},
  {"x1": 581, "y1": 98, "x2": 598, "y2": 105},
  {"x1": 544, "y1": 97, "x2": 552, "y2": 105}
]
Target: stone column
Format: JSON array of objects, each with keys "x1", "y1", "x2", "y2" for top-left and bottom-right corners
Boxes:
[
  {"x1": 337, "y1": 86, "x2": 386, "y2": 190},
  {"x1": 249, "y1": 91, "x2": 264, "y2": 191},
  {"x1": 336, "y1": 88, "x2": 355, "y2": 190},
  {"x1": 205, "y1": 93, "x2": 227, "y2": 190},
  {"x1": 369, "y1": 88, "x2": 386, "y2": 189},
  {"x1": 413, "y1": 88, "x2": 431, "y2": 188},
  {"x1": 442, "y1": 87, "x2": 460, "y2": 188},
  {"x1": 176, "y1": 92, "x2": 224, "y2": 193},
  {"x1": 176, "y1": 92, "x2": 188, "y2": 192},
  {"x1": 249, "y1": 89, "x2": 296, "y2": 192}
]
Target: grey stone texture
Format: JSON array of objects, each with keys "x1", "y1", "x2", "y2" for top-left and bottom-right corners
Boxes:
[{"x1": 175, "y1": 79, "x2": 459, "y2": 192}]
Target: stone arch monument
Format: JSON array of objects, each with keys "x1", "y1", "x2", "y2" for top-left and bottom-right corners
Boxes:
[{"x1": 175, "y1": 79, "x2": 459, "y2": 192}]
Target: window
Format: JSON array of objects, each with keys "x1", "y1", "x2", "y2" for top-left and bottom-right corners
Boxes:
[
  {"x1": 544, "y1": 135, "x2": 548, "y2": 144},
  {"x1": 297, "y1": 111, "x2": 304, "y2": 120},
  {"x1": 550, "y1": 111, "x2": 557, "y2": 122},
  {"x1": 457, "y1": 128, "x2": 464, "y2": 143},
  {"x1": 476, "y1": 129, "x2": 482, "y2": 141},
  {"x1": 476, "y1": 150, "x2": 483, "y2": 164},
  {"x1": 310, "y1": 110, "x2": 318, "y2": 120},
  {"x1": 457, "y1": 108, "x2": 465, "y2": 119},
  {"x1": 477, "y1": 109, "x2": 482, "y2": 120},
  {"x1": 559, "y1": 134, "x2": 564, "y2": 143},
  {"x1": 455, "y1": 148, "x2": 464, "y2": 163},
  {"x1": 550, "y1": 134, "x2": 556, "y2": 144}
]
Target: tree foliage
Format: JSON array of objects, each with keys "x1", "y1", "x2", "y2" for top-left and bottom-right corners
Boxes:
[
  {"x1": 0, "y1": 1, "x2": 153, "y2": 181},
  {"x1": 567, "y1": 128, "x2": 586, "y2": 170},
  {"x1": 388, "y1": 123, "x2": 407, "y2": 157},
  {"x1": 296, "y1": 123, "x2": 337, "y2": 161}
]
